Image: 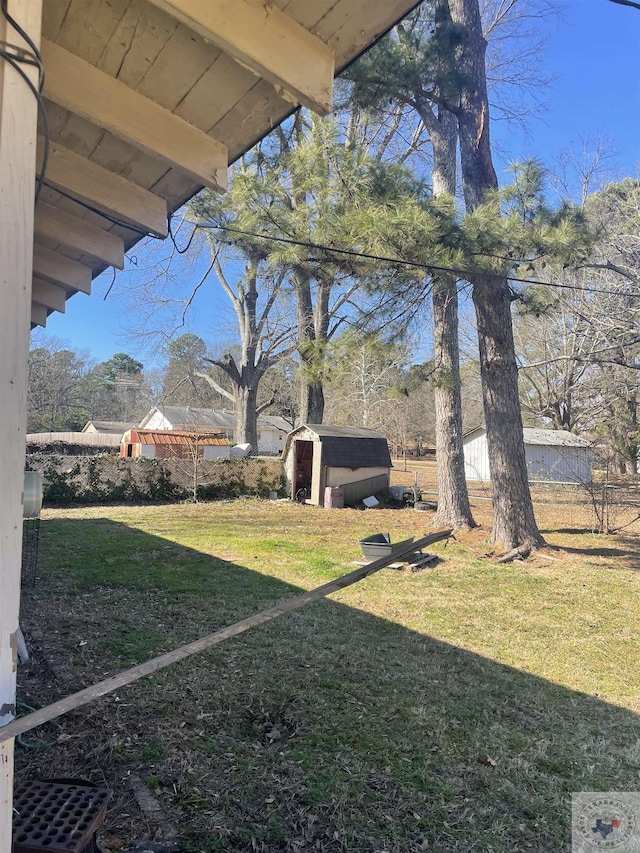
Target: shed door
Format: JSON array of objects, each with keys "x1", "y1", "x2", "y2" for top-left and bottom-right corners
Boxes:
[{"x1": 294, "y1": 440, "x2": 314, "y2": 497}]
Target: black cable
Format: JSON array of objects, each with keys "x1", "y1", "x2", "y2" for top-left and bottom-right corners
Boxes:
[
  {"x1": 168, "y1": 215, "x2": 200, "y2": 254},
  {"x1": 0, "y1": 46, "x2": 49, "y2": 201},
  {"x1": 0, "y1": 2, "x2": 48, "y2": 201},
  {"x1": 197, "y1": 222, "x2": 640, "y2": 299},
  {"x1": 0, "y1": 0, "x2": 44, "y2": 88}
]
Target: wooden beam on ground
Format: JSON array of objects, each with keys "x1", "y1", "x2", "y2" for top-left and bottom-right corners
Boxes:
[
  {"x1": 35, "y1": 202, "x2": 125, "y2": 269},
  {"x1": 0, "y1": 530, "x2": 452, "y2": 744},
  {"x1": 38, "y1": 138, "x2": 168, "y2": 238},
  {"x1": 33, "y1": 245, "x2": 92, "y2": 294},
  {"x1": 0, "y1": 0, "x2": 42, "y2": 845},
  {"x1": 30, "y1": 302, "x2": 48, "y2": 328},
  {"x1": 147, "y1": 0, "x2": 334, "y2": 115},
  {"x1": 41, "y1": 40, "x2": 227, "y2": 193},
  {"x1": 31, "y1": 278, "x2": 67, "y2": 313}
]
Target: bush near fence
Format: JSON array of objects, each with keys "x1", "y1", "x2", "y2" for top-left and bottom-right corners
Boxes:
[{"x1": 26, "y1": 454, "x2": 286, "y2": 506}]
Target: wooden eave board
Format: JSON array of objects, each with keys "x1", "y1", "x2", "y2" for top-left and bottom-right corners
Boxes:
[{"x1": 37, "y1": 0, "x2": 421, "y2": 295}]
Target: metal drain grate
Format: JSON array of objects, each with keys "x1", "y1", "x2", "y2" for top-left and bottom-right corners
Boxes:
[{"x1": 13, "y1": 780, "x2": 111, "y2": 853}]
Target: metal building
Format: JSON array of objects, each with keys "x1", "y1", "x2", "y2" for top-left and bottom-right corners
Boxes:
[{"x1": 463, "y1": 427, "x2": 593, "y2": 484}]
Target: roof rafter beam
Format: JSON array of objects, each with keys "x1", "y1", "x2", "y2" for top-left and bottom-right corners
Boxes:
[
  {"x1": 32, "y1": 277, "x2": 67, "y2": 313},
  {"x1": 38, "y1": 137, "x2": 168, "y2": 238},
  {"x1": 147, "y1": 0, "x2": 334, "y2": 115},
  {"x1": 35, "y1": 201, "x2": 125, "y2": 269},
  {"x1": 33, "y1": 244, "x2": 92, "y2": 294},
  {"x1": 41, "y1": 39, "x2": 227, "y2": 193},
  {"x1": 31, "y1": 302, "x2": 48, "y2": 328}
]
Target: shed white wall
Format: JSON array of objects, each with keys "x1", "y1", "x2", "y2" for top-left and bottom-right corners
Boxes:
[
  {"x1": 463, "y1": 433, "x2": 491, "y2": 482},
  {"x1": 325, "y1": 466, "x2": 389, "y2": 488},
  {"x1": 525, "y1": 445, "x2": 591, "y2": 483}
]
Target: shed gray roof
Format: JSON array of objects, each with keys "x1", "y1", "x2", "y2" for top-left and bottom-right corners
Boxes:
[
  {"x1": 302, "y1": 424, "x2": 387, "y2": 439},
  {"x1": 285, "y1": 424, "x2": 391, "y2": 468}
]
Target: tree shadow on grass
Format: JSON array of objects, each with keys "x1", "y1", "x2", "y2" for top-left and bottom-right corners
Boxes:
[{"x1": 15, "y1": 517, "x2": 640, "y2": 853}]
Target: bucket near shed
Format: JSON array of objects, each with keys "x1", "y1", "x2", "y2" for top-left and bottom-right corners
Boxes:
[{"x1": 324, "y1": 486, "x2": 344, "y2": 508}]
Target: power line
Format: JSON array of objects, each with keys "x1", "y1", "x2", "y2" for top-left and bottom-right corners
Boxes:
[{"x1": 193, "y1": 221, "x2": 640, "y2": 300}]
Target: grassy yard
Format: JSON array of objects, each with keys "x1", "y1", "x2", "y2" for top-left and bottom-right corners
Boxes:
[{"x1": 15, "y1": 498, "x2": 640, "y2": 852}]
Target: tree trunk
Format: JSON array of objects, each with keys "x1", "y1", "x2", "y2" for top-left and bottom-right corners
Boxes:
[
  {"x1": 301, "y1": 380, "x2": 325, "y2": 424},
  {"x1": 427, "y1": 99, "x2": 476, "y2": 530},
  {"x1": 296, "y1": 272, "x2": 326, "y2": 424},
  {"x1": 473, "y1": 279, "x2": 543, "y2": 548},
  {"x1": 235, "y1": 381, "x2": 259, "y2": 450},
  {"x1": 449, "y1": 0, "x2": 544, "y2": 550}
]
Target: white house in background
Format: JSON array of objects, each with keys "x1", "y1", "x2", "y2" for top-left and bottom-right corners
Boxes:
[
  {"x1": 139, "y1": 406, "x2": 291, "y2": 454},
  {"x1": 463, "y1": 427, "x2": 593, "y2": 484},
  {"x1": 82, "y1": 420, "x2": 136, "y2": 435}
]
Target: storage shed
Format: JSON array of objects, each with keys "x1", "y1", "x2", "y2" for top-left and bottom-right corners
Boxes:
[
  {"x1": 121, "y1": 429, "x2": 232, "y2": 460},
  {"x1": 463, "y1": 427, "x2": 593, "y2": 484},
  {"x1": 282, "y1": 425, "x2": 392, "y2": 506}
]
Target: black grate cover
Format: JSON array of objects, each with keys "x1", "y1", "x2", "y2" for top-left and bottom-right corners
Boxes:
[{"x1": 13, "y1": 780, "x2": 111, "y2": 853}]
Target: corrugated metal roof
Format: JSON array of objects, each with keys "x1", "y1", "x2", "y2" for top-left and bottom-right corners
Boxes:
[
  {"x1": 129, "y1": 429, "x2": 231, "y2": 446},
  {"x1": 522, "y1": 428, "x2": 592, "y2": 448}
]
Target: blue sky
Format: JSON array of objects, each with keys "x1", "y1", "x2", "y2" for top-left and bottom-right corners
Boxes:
[{"x1": 42, "y1": 0, "x2": 640, "y2": 368}]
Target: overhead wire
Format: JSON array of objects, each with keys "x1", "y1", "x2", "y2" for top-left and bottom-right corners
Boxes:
[{"x1": 194, "y1": 222, "x2": 640, "y2": 300}]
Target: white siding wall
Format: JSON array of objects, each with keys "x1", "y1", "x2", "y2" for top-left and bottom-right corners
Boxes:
[
  {"x1": 464, "y1": 429, "x2": 592, "y2": 483},
  {"x1": 525, "y1": 445, "x2": 591, "y2": 483},
  {"x1": 140, "y1": 445, "x2": 155, "y2": 458},
  {"x1": 257, "y1": 428, "x2": 287, "y2": 453},
  {"x1": 463, "y1": 433, "x2": 491, "y2": 481},
  {"x1": 143, "y1": 410, "x2": 170, "y2": 430}
]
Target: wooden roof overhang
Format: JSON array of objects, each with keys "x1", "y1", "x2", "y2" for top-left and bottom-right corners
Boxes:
[{"x1": 31, "y1": 0, "x2": 422, "y2": 329}]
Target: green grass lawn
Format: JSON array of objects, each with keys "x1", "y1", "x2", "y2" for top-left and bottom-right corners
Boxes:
[{"x1": 16, "y1": 500, "x2": 640, "y2": 852}]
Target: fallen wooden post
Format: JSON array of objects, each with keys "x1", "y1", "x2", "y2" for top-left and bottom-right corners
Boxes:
[{"x1": 0, "y1": 529, "x2": 452, "y2": 744}]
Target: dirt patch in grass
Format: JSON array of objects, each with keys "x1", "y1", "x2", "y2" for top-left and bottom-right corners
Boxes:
[{"x1": 15, "y1": 500, "x2": 640, "y2": 852}]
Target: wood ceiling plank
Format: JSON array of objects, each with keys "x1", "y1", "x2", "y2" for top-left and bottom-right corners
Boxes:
[
  {"x1": 147, "y1": 0, "x2": 335, "y2": 115},
  {"x1": 117, "y1": 3, "x2": 178, "y2": 89},
  {"x1": 137, "y1": 24, "x2": 221, "y2": 112},
  {"x1": 96, "y1": 0, "x2": 145, "y2": 76},
  {"x1": 35, "y1": 201, "x2": 125, "y2": 268},
  {"x1": 56, "y1": 0, "x2": 129, "y2": 62},
  {"x1": 42, "y1": 39, "x2": 228, "y2": 191},
  {"x1": 32, "y1": 278, "x2": 68, "y2": 313},
  {"x1": 42, "y1": 0, "x2": 73, "y2": 41},
  {"x1": 174, "y1": 52, "x2": 255, "y2": 131},
  {"x1": 39, "y1": 137, "x2": 168, "y2": 237},
  {"x1": 282, "y1": 0, "x2": 337, "y2": 30},
  {"x1": 31, "y1": 302, "x2": 49, "y2": 329},
  {"x1": 33, "y1": 244, "x2": 92, "y2": 294},
  {"x1": 210, "y1": 79, "x2": 292, "y2": 162}
]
